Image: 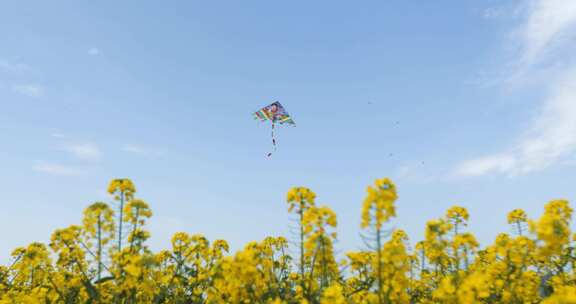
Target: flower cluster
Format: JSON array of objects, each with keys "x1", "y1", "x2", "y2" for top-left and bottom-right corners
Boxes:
[{"x1": 1, "y1": 178, "x2": 575, "y2": 303}]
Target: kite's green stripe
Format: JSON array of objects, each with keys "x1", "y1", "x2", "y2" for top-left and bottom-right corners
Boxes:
[
  {"x1": 259, "y1": 110, "x2": 270, "y2": 120},
  {"x1": 254, "y1": 111, "x2": 267, "y2": 120}
]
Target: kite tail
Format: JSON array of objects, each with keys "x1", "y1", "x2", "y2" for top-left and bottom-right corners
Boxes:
[{"x1": 267, "y1": 123, "x2": 277, "y2": 157}]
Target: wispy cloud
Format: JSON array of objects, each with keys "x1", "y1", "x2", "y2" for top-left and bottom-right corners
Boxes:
[
  {"x1": 61, "y1": 142, "x2": 102, "y2": 161},
  {"x1": 50, "y1": 133, "x2": 66, "y2": 139},
  {"x1": 122, "y1": 144, "x2": 146, "y2": 154},
  {"x1": 33, "y1": 163, "x2": 84, "y2": 176},
  {"x1": 518, "y1": 0, "x2": 576, "y2": 66},
  {"x1": 13, "y1": 84, "x2": 45, "y2": 98},
  {"x1": 455, "y1": 154, "x2": 517, "y2": 177},
  {"x1": 394, "y1": 161, "x2": 437, "y2": 183},
  {"x1": 0, "y1": 59, "x2": 30, "y2": 73},
  {"x1": 34, "y1": 137, "x2": 100, "y2": 176},
  {"x1": 483, "y1": 7, "x2": 507, "y2": 19},
  {"x1": 88, "y1": 48, "x2": 101, "y2": 56},
  {"x1": 122, "y1": 144, "x2": 165, "y2": 158},
  {"x1": 396, "y1": 162, "x2": 424, "y2": 179},
  {"x1": 455, "y1": 0, "x2": 576, "y2": 177},
  {"x1": 1, "y1": 59, "x2": 44, "y2": 98}
]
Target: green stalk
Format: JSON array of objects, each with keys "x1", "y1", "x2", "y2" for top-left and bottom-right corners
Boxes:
[{"x1": 118, "y1": 191, "x2": 125, "y2": 251}]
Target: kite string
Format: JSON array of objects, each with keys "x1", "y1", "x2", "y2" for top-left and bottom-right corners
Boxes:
[{"x1": 268, "y1": 122, "x2": 276, "y2": 157}]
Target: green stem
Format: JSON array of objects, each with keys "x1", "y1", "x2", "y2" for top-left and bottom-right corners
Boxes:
[
  {"x1": 299, "y1": 201, "x2": 306, "y2": 296},
  {"x1": 376, "y1": 226, "x2": 383, "y2": 304},
  {"x1": 118, "y1": 192, "x2": 125, "y2": 251},
  {"x1": 321, "y1": 235, "x2": 328, "y2": 289},
  {"x1": 129, "y1": 207, "x2": 141, "y2": 253},
  {"x1": 97, "y1": 214, "x2": 102, "y2": 282}
]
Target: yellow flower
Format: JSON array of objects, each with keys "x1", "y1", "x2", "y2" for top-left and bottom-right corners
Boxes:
[
  {"x1": 321, "y1": 284, "x2": 346, "y2": 304},
  {"x1": 507, "y1": 208, "x2": 527, "y2": 224},
  {"x1": 286, "y1": 187, "x2": 316, "y2": 213},
  {"x1": 446, "y1": 205, "x2": 469, "y2": 226},
  {"x1": 361, "y1": 178, "x2": 398, "y2": 229},
  {"x1": 108, "y1": 178, "x2": 136, "y2": 198},
  {"x1": 4, "y1": 177, "x2": 576, "y2": 304}
]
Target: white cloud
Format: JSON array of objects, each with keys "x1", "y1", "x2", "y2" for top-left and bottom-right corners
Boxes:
[
  {"x1": 397, "y1": 164, "x2": 417, "y2": 179},
  {"x1": 122, "y1": 144, "x2": 165, "y2": 158},
  {"x1": 393, "y1": 161, "x2": 439, "y2": 183},
  {"x1": 88, "y1": 48, "x2": 101, "y2": 56},
  {"x1": 13, "y1": 84, "x2": 45, "y2": 98},
  {"x1": 50, "y1": 133, "x2": 66, "y2": 139},
  {"x1": 519, "y1": 0, "x2": 576, "y2": 66},
  {"x1": 455, "y1": 0, "x2": 576, "y2": 177},
  {"x1": 33, "y1": 163, "x2": 83, "y2": 176},
  {"x1": 34, "y1": 138, "x2": 100, "y2": 176},
  {"x1": 122, "y1": 144, "x2": 146, "y2": 154},
  {"x1": 396, "y1": 162, "x2": 425, "y2": 180},
  {"x1": 0, "y1": 59, "x2": 30, "y2": 73},
  {"x1": 483, "y1": 7, "x2": 506, "y2": 19},
  {"x1": 61, "y1": 142, "x2": 102, "y2": 161},
  {"x1": 455, "y1": 154, "x2": 517, "y2": 177}
]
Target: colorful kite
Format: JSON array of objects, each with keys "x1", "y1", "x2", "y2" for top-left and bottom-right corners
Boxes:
[{"x1": 253, "y1": 101, "x2": 295, "y2": 157}]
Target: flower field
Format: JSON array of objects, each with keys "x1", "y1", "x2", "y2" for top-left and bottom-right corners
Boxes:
[{"x1": 1, "y1": 178, "x2": 575, "y2": 303}]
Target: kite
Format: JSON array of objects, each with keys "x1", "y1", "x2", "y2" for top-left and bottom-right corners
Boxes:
[{"x1": 253, "y1": 101, "x2": 295, "y2": 157}]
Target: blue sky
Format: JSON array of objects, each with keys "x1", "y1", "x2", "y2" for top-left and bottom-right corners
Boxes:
[{"x1": 2, "y1": 0, "x2": 576, "y2": 262}]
